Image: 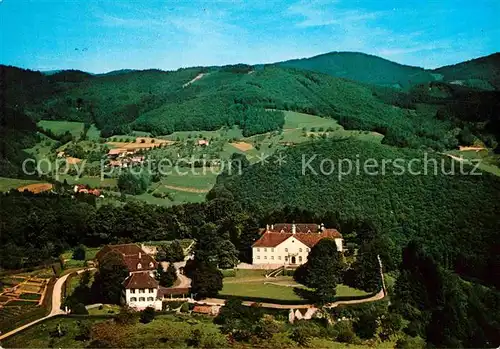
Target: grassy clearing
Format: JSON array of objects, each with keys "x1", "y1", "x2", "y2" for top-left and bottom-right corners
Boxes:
[
  {"x1": 283, "y1": 110, "x2": 341, "y2": 130},
  {"x1": 0, "y1": 177, "x2": 44, "y2": 192},
  {"x1": 220, "y1": 270, "x2": 369, "y2": 301},
  {"x1": 61, "y1": 247, "x2": 101, "y2": 268},
  {"x1": 37, "y1": 120, "x2": 85, "y2": 138},
  {"x1": 444, "y1": 149, "x2": 500, "y2": 177},
  {"x1": 159, "y1": 171, "x2": 218, "y2": 191},
  {"x1": 87, "y1": 304, "x2": 121, "y2": 315}
]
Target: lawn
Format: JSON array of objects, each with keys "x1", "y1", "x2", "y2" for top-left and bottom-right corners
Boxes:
[
  {"x1": 283, "y1": 110, "x2": 340, "y2": 130},
  {"x1": 37, "y1": 120, "x2": 85, "y2": 138},
  {"x1": 61, "y1": 247, "x2": 101, "y2": 268},
  {"x1": 220, "y1": 273, "x2": 369, "y2": 302},
  {"x1": 220, "y1": 281, "x2": 304, "y2": 301},
  {"x1": 158, "y1": 171, "x2": 218, "y2": 191},
  {"x1": 0, "y1": 177, "x2": 44, "y2": 192}
]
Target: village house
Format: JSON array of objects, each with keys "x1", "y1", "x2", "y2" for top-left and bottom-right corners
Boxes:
[
  {"x1": 197, "y1": 139, "x2": 209, "y2": 147},
  {"x1": 252, "y1": 223, "x2": 343, "y2": 266},
  {"x1": 73, "y1": 184, "x2": 102, "y2": 197},
  {"x1": 96, "y1": 244, "x2": 162, "y2": 310}
]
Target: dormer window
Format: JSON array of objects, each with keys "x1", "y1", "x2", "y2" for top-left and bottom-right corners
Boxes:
[
  {"x1": 137, "y1": 263, "x2": 142, "y2": 269},
  {"x1": 149, "y1": 262, "x2": 154, "y2": 268}
]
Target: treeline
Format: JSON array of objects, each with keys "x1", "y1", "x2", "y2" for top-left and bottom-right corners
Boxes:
[
  {"x1": 209, "y1": 138, "x2": 500, "y2": 290},
  {"x1": 0, "y1": 192, "x2": 259, "y2": 270}
]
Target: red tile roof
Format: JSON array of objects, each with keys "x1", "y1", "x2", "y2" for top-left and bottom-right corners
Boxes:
[
  {"x1": 252, "y1": 224, "x2": 342, "y2": 248},
  {"x1": 272, "y1": 223, "x2": 320, "y2": 233},
  {"x1": 96, "y1": 244, "x2": 157, "y2": 272},
  {"x1": 123, "y1": 272, "x2": 159, "y2": 289},
  {"x1": 193, "y1": 305, "x2": 216, "y2": 314}
]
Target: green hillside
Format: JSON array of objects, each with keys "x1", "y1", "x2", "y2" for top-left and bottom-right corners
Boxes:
[
  {"x1": 210, "y1": 137, "x2": 500, "y2": 287},
  {"x1": 433, "y1": 52, "x2": 500, "y2": 90},
  {"x1": 276, "y1": 51, "x2": 436, "y2": 89}
]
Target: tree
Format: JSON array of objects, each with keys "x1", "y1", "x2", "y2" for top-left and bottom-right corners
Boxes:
[
  {"x1": 214, "y1": 298, "x2": 263, "y2": 341},
  {"x1": 349, "y1": 240, "x2": 383, "y2": 292},
  {"x1": 294, "y1": 239, "x2": 344, "y2": 304},
  {"x1": 194, "y1": 223, "x2": 238, "y2": 269},
  {"x1": 140, "y1": 306, "x2": 156, "y2": 324},
  {"x1": 71, "y1": 302, "x2": 89, "y2": 315},
  {"x1": 190, "y1": 262, "x2": 223, "y2": 299},
  {"x1": 353, "y1": 312, "x2": 378, "y2": 339},
  {"x1": 117, "y1": 170, "x2": 151, "y2": 195},
  {"x1": 91, "y1": 251, "x2": 129, "y2": 304},
  {"x1": 156, "y1": 263, "x2": 177, "y2": 287},
  {"x1": 72, "y1": 244, "x2": 86, "y2": 261},
  {"x1": 163, "y1": 240, "x2": 184, "y2": 263}
]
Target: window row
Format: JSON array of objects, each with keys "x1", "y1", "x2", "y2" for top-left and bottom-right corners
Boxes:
[
  {"x1": 129, "y1": 288, "x2": 155, "y2": 294},
  {"x1": 255, "y1": 247, "x2": 310, "y2": 253},
  {"x1": 129, "y1": 297, "x2": 154, "y2": 302},
  {"x1": 255, "y1": 256, "x2": 303, "y2": 262}
]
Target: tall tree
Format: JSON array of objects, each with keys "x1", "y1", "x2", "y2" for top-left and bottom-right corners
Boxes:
[
  {"x1": 190, "y1": 262, "x2": 223, "y2": 299},
  {"x1": 91, "y1": 251, "x2": 129, "y2": 304},
  {"x1": 294, "y1": 238, "x2": 344, "y2": 304}
]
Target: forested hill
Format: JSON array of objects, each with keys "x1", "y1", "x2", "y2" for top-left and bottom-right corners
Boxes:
[
  {"x1": 276, "y1": 51, "x2": 500, "y2": 91},
  {"x1": 3, "y1": 63, "x2": 490, "y2": 151},
  {"x1": 276, "y1": 51, "x2": 436, "y2": 89},
  {"x1": 433, "y1": 52, "x2": 500, "y2": 90},
  {"x1": 209, "y1": 137, "x2": 500, "y2": 287}
]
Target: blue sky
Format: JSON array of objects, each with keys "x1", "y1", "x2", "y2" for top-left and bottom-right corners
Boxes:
[{"x1": 1, "y1": 0, "x2": 499, "y2": 73}]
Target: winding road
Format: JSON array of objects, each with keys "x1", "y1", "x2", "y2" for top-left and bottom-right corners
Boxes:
[{"x1": 0, "y1": 269, "x2": 89, "y2": 341}]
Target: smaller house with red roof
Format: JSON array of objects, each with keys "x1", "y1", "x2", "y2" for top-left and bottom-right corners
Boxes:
[
  {"x1": 96, "y1": 244, "x2": 162, "y2": 310},
  {"x1": 252, "y1": 223, "x2": 343, "y2": 266}
]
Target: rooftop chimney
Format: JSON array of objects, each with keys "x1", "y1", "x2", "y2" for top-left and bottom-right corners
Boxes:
[
  {"x1": 292, "y1": 224, "x2": 296, "y2": 234},
  {"x1": 139, "y1": 252, "x2": 142, "y2": 259},
  {"x1": 266, "y1": 224, "x2": 270, "y2": 231},
  {"x1": 271, "y1": 224, "x2": 274, "y2": 230},
  {"x1": 320, "y1": 223, "x2": 325, "y2": 232}
]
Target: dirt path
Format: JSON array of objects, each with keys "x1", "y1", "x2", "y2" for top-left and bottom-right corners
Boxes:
[
  {"x1": 183, "y1": 73, "x2": 206, "y2": 87},
  {"x1": 459, "y1": 146, "x2": 485, "y2": 152},
  {"x1": 164, "y1": 185, "x2": 208, "y2": 193}
]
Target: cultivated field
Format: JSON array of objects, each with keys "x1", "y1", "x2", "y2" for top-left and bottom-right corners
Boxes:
[
  {"x1": 0, "y1": 178, "x2": 44, "y2": 192},
  {"x1": 17, "y1": 183, "x2": 53, "y2": 193}
]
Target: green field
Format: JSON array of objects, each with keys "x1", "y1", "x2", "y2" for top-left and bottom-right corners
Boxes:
[
  {"x1": 0, "y1": 177, "x2": 44, "y2": 192},
  {"x1": 37, "y1": 120, "x2": 85, "y2": 138},
  {"x1": 61, "y1": 247, "x2": 101, "y2": 268},
  {"x1": 283, "y1": 110, "x2": 341, "y2": 129},
  {"x1": 220, "y1": 271, "x2": 369, "y2": 302}
]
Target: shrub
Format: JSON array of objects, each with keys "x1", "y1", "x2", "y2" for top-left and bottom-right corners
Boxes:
[
  {"x1": 180, "y1": 302, "x2": 190, "y2": 313},
  {"x1": 72, "y1": 244, "x2": 86, "y2": 261},
  {"x1": 334, "y1": 321, "x2": 356, "y2": 344},
  {"x1": 140, "y1": 306, "x2": 156, "y2": 324},
  {"x1": 115, "y1": 306, "x2": 138, "y2": 325},
  {"x1": 71, "y1": 302, "x2": 89, "y2": 315}
]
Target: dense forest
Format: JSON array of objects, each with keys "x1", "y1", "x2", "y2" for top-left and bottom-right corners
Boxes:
[
  {"x1": 209, "y1": 137, "x2": 500, "y2": 289},
  {"x1": 277, "y1": 51, "x2": 436, "y2": 89}
]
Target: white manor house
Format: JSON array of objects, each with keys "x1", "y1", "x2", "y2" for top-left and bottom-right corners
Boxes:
[{"x1": 252, "y1": 223, "x2": 343, "y2": 266}]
